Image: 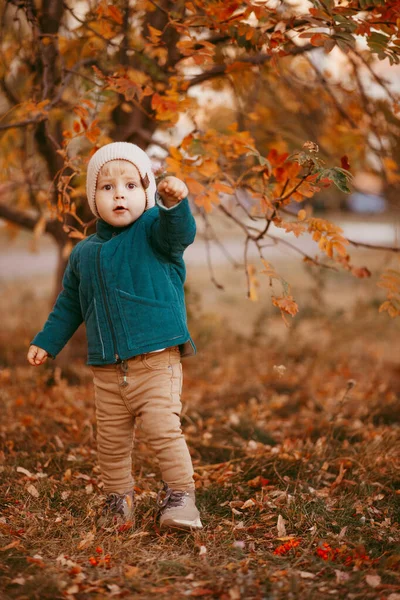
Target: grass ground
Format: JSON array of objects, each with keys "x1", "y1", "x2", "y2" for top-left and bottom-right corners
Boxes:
[{"x1": 0, "y1": 227, "x2": 400, "y2": 600}]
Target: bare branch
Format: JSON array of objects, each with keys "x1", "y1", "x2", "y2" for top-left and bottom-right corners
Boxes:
[
  {"x1": 186, "y1": 45, "x2": 315, "y2": 88},
  {"x1": 0, "y1": 203, "x2": 67, "y2": 242},
  {"x1": 350, "y1": 48, "x2": 398, "y2": 105},
  {"x1": 0, "y1": 77, "x2": 20, "y2": 105},
  {"x1": 347, "y1": 52, "x2": 390, "y2": 176},
  {"x1": 63, "y1": 2, "x2": 121, "y2": 48},
  {"x1": 347, "y1": 238, "x2": 400, "y2": 253},
  {"x1": 244, "y1": 236, "x2": 252, "y2": 298},
  {"x1": 218, "y1": 203, "x2": 261, "y2": 236},
  {"x1": 264, "y1": 234, "x2": 339, "y2": 271},
  {"x1": 200, "y1": 208, "x2": 241, "y2": 268},
  {"x1": 0, "y1": 116, "x2": 47, "y2": 132},
  {"x1": 52, "y1": 58, "x2": 98, "y2": 106},
  {"x1": 304, "y1": 54, "x2": 358, "y2": 130}
]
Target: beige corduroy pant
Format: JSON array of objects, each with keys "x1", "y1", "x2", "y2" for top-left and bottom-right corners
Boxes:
[{"x1": 90, "y1": 346, "x2": 195, "y2": 494}]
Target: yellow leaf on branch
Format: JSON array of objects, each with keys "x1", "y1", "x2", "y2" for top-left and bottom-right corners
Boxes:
[{"x1": 247, "y1": 264, "x2": 259, "y2": 301}]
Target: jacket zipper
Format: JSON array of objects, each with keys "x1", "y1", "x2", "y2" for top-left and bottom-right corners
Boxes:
[
  {"x1": 93, "y1": 298, "x2": 105, "y2": 360},
  {"x1": 96, "y1": 246, "x2": 120, "y2": 362}
]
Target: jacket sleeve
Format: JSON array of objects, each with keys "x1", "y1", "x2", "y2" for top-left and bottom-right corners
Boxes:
[
  {"x1": 147, "y1": 194, "x2": 196, "y2": 259},
  {"x1": 30, "y1": 248, "x2": 83, "y2": 358}
]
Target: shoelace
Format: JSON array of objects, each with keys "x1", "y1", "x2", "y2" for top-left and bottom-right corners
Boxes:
[
  {"x1": 102, "y1": 493, "x2": 126, "y2": 516},
  {"x1": 157, "y1": 481, "x2": 187, "y2": 512}
]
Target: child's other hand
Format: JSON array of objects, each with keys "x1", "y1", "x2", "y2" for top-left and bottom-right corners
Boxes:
[
  {"x1": 27, "y1": 345, "x2": 49, "y2": 366},
  {"x1": 157, "y1": 176, "x2": 188, "y2": 207}
]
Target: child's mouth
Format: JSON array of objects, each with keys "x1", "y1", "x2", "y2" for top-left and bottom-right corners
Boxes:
[{"x1": 114, "y1": 206, "x2": 128, "y2": 213}]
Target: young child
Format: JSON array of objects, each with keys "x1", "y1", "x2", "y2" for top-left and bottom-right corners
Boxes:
[{"x1": 27, "y1": 142, "x2": 202, "y2": 530}]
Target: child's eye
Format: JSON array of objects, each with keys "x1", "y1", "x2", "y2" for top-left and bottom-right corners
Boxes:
[
  {"x1": 127, "y1": 183, "x2": 137, "y2": 189},
  {"x1": 102, "y1": 184, "x2": 112, "y2": 191}
]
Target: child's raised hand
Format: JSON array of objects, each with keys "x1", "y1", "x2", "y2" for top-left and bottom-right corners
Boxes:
[
  {"x1": 157, "y1": 176, "x2": 189, "y2": 207},
  {"x1": 27, "y1": 345, "x2": 49, "y2": 366}
]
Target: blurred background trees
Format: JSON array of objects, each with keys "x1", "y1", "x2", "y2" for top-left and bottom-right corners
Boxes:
[{"x1": 0, "y1": 0, "x2": 399, "y2": 313}]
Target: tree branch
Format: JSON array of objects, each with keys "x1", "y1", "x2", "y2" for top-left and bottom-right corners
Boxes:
[
  {"x1": 0, "y1": 116, "x2": 47, "y2": 132},
  {"x1": 350, "y1": 48, "x2": 398, "y2": 105},
  {"x1": 304, "y1": 54, "x2": 358, "y2": 130},
  {"x1": 0, "y1": 77, "x2": 20, "y2": 106},
  {"x1": 63, "y1": 2, "x2": 121, "y2": 48},
  {"x1": 347, "y1": 238, "x2": 400, "y2": 253},
  {"x1": 186, "y1": 44, "x2": 315, "y2": 88},
  {"x1": 264, "y1": 234, "x2": 339, "y2": 271},
  {"x1": 0, "y1": 203, "x2": 67, "y2": 242}
]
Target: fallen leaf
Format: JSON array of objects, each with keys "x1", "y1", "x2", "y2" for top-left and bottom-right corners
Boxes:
[
  {"x1": 273, "y1": 365, "x2": 287, "y2": 377},
  {"x1": 366, "y1": 574, "x2": 381, "y2": 588},
  {"x1": 335, "y1": 570, "x2": 350, "y2": 584},
  {"x1": 241, "y1": 498, "x2": 256, "y2": 509},
  {"x1": 298, "y1": 571, "x2": 315, "y2": 579},
  {"x1": 247, "y1": 476, "x2": 270, "y2": 488},
  {"x1": 66, "y1": 584, "x2": 79, "y2": 595},
  {"x1": 330, "y1": 462, "x2": 347, "y2": 490},
  {"x1": 77, "y1": 531, "x2": 94, "y2": 550},
  {"x1": 1, "y1": 540, "x2": 21, "y2": 551},
  {"x1": 125, "y1": 565, "x2": 140, "y2": 578},
  {"x1": 17, "y1": 467, "x2": 34, "y2": 478},
  {"x1": 54, "y1": 435, "x2": 64, "y2": 449},
  {"x1": 63, "y1": 469, "x2": 72, "y2": 481},
  {"x1": 277, "y1": 514, "x2": 286, "y2": 537},
  {"x1": 229, "y1": 586, "x2": 241, "y2": 600},
  {"x1": 26, "y1": 555, "x2": 45, "y2": 567},
  {"x1": 338, "y1": 526, "x2": 347, "y2": 539},
  {"x1": 107, "y1": 583, "x2": 121, "y2": 596},
  {"x1": 229, "y1": 500, "x2": 244, "y2": 509},
  {"x1": 27, "y1": 484, "x2": 39, "y2": 498}
]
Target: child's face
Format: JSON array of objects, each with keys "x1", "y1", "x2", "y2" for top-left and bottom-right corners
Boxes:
[{"x1": 95, "y1": 160, "x2": 146, "y2": 227}]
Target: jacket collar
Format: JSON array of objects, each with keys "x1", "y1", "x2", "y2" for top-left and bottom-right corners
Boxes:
[{"x1": 96, "y1": 219, "x2": 132, "y2": 241}]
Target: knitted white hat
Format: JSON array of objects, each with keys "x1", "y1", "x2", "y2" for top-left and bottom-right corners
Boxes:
[{"x1": 86, "y1": 142, "x2": 157, "y2": 218}]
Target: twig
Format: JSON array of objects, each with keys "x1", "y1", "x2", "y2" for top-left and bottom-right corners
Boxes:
[
  {"x1": 199, "y1": 210, "x2": 225, "y2": 290},
  {"x1": 186, "y1": 45, "x2": 314, "y2": 88},
  {"x1": 200, "y1": 209, "x2": 241, "y2": 267},
  {"x1": 264, "y1": 234, "x2": 339, "y2": 271},
  {"x1": 348, "y1": 53, "x2": 389, "y2": 179},
  {"x1": 304, "y1": 54, "x2": 358, "y2": 130},
  {"x1": 218, "y1": 203, "x2": 260, "y2": 235},
  {"x1": 350, "y1": 48, "x2": 398, "y2": 105},
  {"x1": 63, "y1": 2, "x2": 121, "y2": 48},
  {"x1": 347, "y1": 238, "x2": 400, "y2": 253},
  {"x1": 0, "y1": 116, "x2": 47, "y2": 132},
  {"x1": 52, "y1": 58, "x2": 98, "y2": 105},
  {"x1": 63, "y1": 68, "x2": 99, "y2": 86},
  {"x1": 279, "y1": 207, "x2": 400, "y2": 253},
  {"x1": 244, "y1": 236, "x2": 251, "y2": 298},
  {"x1": 147, "y1": 0, "x2": 169, "y2": 16}
]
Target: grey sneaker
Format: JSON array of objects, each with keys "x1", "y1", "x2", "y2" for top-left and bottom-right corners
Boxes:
[
  {"x1": 97, "y1": 490, "x2": 135, "y2": 527},
  {"x1": 157, "y1": 481, "x2": 203, "y2": 530}
]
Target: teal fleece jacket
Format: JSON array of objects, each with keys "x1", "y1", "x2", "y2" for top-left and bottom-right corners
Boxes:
[{"x1": 31, "y1": 197, "x2": 196, "y2": 365}]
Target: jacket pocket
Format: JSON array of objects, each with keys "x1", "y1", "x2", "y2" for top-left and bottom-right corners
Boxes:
[
  {"x1": 115, "y1": 288, "x2": 184, "y2": 349},
  {"x1": 85, "y1": 299, "x2": 105, "y2": 359}
]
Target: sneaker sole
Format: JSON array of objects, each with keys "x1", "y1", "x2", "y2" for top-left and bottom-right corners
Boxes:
[{"x1": 160, "y1": 517, "x2": 203, "y2": 530}]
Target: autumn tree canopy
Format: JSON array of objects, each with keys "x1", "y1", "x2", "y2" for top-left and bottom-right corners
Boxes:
[{"x1": 0, "y1": 0, "x2": 399, "y2": 317}]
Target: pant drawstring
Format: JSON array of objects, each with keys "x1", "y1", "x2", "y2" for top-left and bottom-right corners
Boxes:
[{"x1": 120, "y1": 360, "x2": 128, "y2": 387}]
